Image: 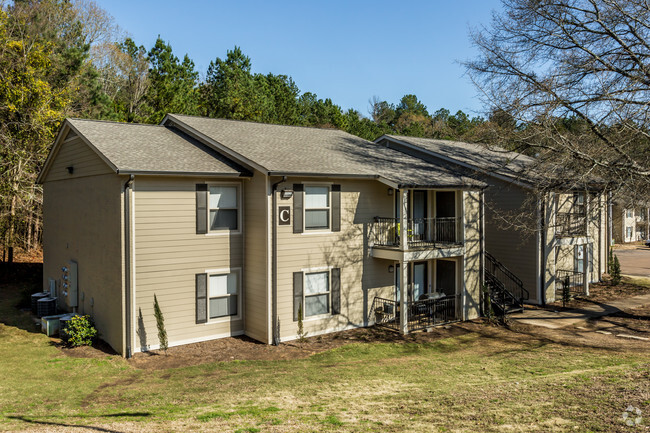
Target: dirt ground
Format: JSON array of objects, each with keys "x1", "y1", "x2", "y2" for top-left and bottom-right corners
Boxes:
[
  {"x1": 54, "y1": 298, "x2": 650, "y2": 370},
  {"x1": 12, "y1": 249, "x2": 649, "y2": 370}
]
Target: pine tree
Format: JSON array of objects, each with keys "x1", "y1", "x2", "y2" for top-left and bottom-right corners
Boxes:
[{"x1": 611, "y1": 255, "x2": 622, "y2": 286}]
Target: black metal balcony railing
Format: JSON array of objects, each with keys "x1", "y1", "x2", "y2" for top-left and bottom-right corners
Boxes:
[
  {"x1": 372, "y1": 294, "x2": 459, "y2": 333},
  {"x1": 555, "y1": 269, "x2": 585, "y2": 304},
  {"x1": 555, "y1": 212, "x2": 586, "y2": 237},
  {"x1": 372, "y1": 217, "x2": 461, "y2": 249}
]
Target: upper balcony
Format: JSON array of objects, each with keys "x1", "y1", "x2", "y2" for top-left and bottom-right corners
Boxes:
[
  {"x1": 368, "y1": 188, "x2": 466, "y2": 261},
  {"x1": 372, "y1": 216, "x2": 462, "y2": 249}
]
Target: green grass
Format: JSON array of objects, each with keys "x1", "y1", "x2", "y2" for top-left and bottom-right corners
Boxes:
[{"x1": 1, "y1": 283, "x2": 648, "y2": 432}]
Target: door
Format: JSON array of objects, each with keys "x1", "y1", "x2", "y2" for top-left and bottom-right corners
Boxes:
[
  {"x1": 412, "y1": 262, "x2": 428, "y2": 301},
  {"x1": 412, "y1": 190, "x2": 427, "y2": 237},
  {"x1": 435, "y1": 191, "x2": 456, "y2": 242},
  {"x1": 436, "y1": 259, "x2": 456, "y2": 296}
]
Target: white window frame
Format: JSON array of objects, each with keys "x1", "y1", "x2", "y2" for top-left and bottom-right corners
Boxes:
[
  {"x1": 303, "y1": 183, "x2": 331, "y2": 232},
  {"x1": 207, "y1": 183, "x2": 242, "y2": 235},
  {"x1": 302, "y1": 267, "x2": 332, "y2": 319},
  {"x1": 205, "y1": 267, "x2": 242, "y2": 323}
]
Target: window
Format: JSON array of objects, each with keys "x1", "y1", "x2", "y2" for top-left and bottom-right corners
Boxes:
[
  {"x1": 575, "y1": 245, "x2": 584, "y2": 273},
  {"x1": 573, "y1": 192, "x2": 585, "y2": 214},
  {"x1": 304, "y1": 271, "x2": 329, "y2": 316},
  {"x1": 209, "y1": 185, "x2": 238, "y2": 231},
  {"x1": 626, "y1": 209, "x2": 633, "y2": 218},
  {"x1": 304, "y1": 186, "x2": 330, "y2": 230},
  {"x1": 208, "y1": 271, "x2": 239, "y2": 319},
  {"x1": 626, "y1": 227, "x2": 633, "y2": 240}
]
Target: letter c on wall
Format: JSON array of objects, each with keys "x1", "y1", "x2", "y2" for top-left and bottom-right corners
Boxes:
[{"x1": 279, "y1": 206, "x2": 291, "y2": 225}]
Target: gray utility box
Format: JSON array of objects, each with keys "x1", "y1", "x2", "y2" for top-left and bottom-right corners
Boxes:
[{"x1": 41, "y1": 314, "x2": 68, "y2": 337}]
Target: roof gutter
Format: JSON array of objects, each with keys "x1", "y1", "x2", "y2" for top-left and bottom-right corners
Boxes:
[{"x1": 116, "y1": 170, "x2": 252, "y2": 178}]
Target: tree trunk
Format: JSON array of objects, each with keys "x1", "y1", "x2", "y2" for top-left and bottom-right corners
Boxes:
[{"x1": 26, "y1": 209, "x2": 33, "y2": 251}]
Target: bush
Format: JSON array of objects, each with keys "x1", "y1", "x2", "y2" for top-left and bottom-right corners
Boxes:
[{"x1": 63, "y1": 315, "x2": 97, "y2": 347}]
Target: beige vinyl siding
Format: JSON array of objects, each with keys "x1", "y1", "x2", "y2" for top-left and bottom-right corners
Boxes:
[
  {"x1": 243, "y1": 170, "x2": 269, "y2": 343},
  {"x1": 463, "y1": 190, "x2": 482, "y2": 319},
  {"x1": 42, "y1": 173, "x2": 124, "y2": 353},
  {"x1": 483, "y1": 178, "x2": 539, "y2": 303},
  {"x1": 43, "y1": 135, "x2": 113, "y2": 182},
  {"x1": 133, "y1": 177, "x2": 244, "y2": 351},
  {"x1": 275, "y1": 178, "x2": 395, "y2": 341}
]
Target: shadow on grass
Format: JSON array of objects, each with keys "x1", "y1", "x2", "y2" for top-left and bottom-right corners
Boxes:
[
  {"x1": 6, "y1": 412, "x2": 151, "y2": 432},
  {"x1": 0, "y1": 262, "x2": 45, "y2": 334}
]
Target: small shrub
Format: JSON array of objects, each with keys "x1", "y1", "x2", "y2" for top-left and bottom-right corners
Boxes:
[
  {"x1": 153, "y1": 294, "x2": 168, "y2": 352},
  {"x1": 63, "y1": 315, "x2": 97, "y2": 347},
  {"x1": 611, "y1": 255, "x2": 622, "y2": 286},
  {"x1": 608, "y1": 248, "x2": 615, "y2": 275},
  {"x1": 297, "y1": 304, "x2": 307, "y2": 344}
]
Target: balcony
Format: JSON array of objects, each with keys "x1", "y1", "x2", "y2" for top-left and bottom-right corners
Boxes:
[
  {"x1": 372, "y1": 216, "x2": 461, "y2": 249},
  {"x1": 372, "y1": 294, "x2": 460, "y2": 333},
  {"x1": 555, "y1": 269, "x2": 586, "y2": 302},
  {"x1": 555, "y1": 212, "x2": 586, "y2": 237}
]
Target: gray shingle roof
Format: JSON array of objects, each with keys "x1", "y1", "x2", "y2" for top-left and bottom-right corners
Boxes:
[
  {"x1": 166, "y1": 115, "x2": 486, "y2": 189},
  {"x1": 67, "y1": 119, "x2": 248, "y2": 176},
  {"x1": 381, "y1": 134, "x2": 540, "y2": 184}
]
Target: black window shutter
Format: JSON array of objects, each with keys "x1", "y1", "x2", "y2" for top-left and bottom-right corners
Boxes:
[
  {"x1": 331, "y1": 268, "x2": 341, "y2": 315},
  {"x1": 196, "y1": 273, "x2": 208, "y2": 324},
  {"x1": 293, "y1": 184, "x2": 304, "y2": 234},
  {"x1": 196, "y1": 184, "x2": 208, "y2": 234},
  {"x1": 293, "y1": 271, "x2": 303, "y2": 321},
  {"x1": 332, "y1": 184, "x2": 341, "y2": 232}
]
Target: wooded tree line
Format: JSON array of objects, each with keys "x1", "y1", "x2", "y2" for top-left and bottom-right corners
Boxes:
[
  {"x1": 2, "y1": 0, "x2": 649, "y2": 257},
  {"x1": 0, "y1": 0, "x2": 492, "y2": 257}
]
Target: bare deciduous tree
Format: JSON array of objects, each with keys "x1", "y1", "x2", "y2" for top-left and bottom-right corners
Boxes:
[{"x1": 465, "y1": 0, "x2": 650, "y2": 201}]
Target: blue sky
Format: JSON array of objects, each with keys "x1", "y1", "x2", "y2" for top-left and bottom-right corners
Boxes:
[{"x1": 100, "y1": 0, "x2": 502, "y2": 118}]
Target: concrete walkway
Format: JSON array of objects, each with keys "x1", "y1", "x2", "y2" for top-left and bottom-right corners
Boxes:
[{"x1": 510, "y1": 293, "x2": 650, "y2": 329}]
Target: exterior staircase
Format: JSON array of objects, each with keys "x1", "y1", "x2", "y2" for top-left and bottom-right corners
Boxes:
[{"x1": 485, "y1": 251, "x2": 529, "y2": 317}]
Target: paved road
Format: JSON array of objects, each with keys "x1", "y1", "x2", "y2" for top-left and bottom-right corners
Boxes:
[{"x1": 615, "y1": 247, "x2": 650, "y2": 278}]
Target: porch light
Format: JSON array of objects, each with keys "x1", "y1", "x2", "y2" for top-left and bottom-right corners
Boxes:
[
  {"x1": 387, "y1": 188, "x2": 393, "y2": 196},
  {"x1": 280, "y1": 189, "x2": 293, "y2": 199},
  {"x1": 388, "y1": 264, "x2": 394, "y2": 273}
]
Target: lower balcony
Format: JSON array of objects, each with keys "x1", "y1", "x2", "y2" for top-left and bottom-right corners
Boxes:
[
  {"x1": 371, "y1": 294, "x2": 460, "y2": 333},
  {"x1": 555, "y1": 269, "x2": 586, "y2": 301}
]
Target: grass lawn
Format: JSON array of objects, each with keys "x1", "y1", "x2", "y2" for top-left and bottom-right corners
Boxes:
[{"x1": 1, "y1": 278, "x2": 649, "y2": 432}]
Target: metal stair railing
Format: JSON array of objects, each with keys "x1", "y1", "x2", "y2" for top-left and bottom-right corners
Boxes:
[{"x1": 485, "y1": 251, "x2": 529, "y2": 303}]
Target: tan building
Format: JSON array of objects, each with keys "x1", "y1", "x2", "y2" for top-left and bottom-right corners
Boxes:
[
  {"x1": 38, "y1": 116, "x2": 488, "y2": 357},
  {"x1": 612, "y1": 203, "x2": 650, "y2": 244},
  {"x1": 375, "y1": 135, "x2": 609, "y2": 306}
]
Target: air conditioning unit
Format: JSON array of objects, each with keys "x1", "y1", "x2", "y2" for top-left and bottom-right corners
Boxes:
[
  {"x1": 31, "y1": 292, "x2": 49, "y2": 315},
  {"x1": 61, "y1": 261, "x2": 78, "y2": 309},
  {"x1": 37, "y1": 297, "x2": 57, "y2": 317}
]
